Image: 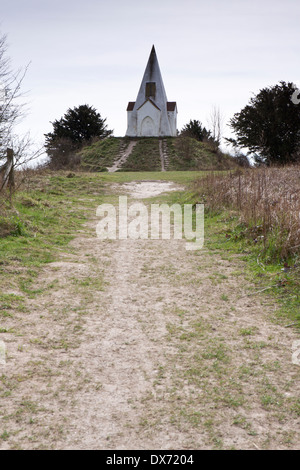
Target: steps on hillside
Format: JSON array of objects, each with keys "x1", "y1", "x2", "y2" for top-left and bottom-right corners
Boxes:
[
  {"x1": 107, "y1": 140, "x2": 138, "y2": 172},
  {"x1": 159, "y1": 139, "x2": 169, "y2": 171}
]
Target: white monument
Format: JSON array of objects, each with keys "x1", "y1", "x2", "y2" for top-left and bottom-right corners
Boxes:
[{"x1": 126, "y1": 46, "x2": 177, "y2": 137}]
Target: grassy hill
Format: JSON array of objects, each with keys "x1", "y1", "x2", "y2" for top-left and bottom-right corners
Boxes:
[
  {"x1": 79, "y1": 137, "x2": 124, "y2": 171},
  {"x1": 119, "y1": 138, "x2": 162, "y2": 171},
  {"x1": 79, "y1": 136, "x2": 239, "y2": 172},
  {"x1": 165, "y1": 137, "x2": 238, "y2": 171}
]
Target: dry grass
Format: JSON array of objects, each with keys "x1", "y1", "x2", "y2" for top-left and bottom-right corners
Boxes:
[{"x1": 194, "y1": 165, "x2": 300, "y2": 261}]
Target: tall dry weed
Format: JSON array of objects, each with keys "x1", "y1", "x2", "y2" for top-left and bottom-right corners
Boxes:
[{"x1": 195, "y1": 165, "x2": 300, "y2": 260}]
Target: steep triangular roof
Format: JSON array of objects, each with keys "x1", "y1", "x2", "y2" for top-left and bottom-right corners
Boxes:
[{"x1": 134, "y1": 45, "x2": 168, "y2": 112}]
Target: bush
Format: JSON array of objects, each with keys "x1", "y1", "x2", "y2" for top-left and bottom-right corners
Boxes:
[{"x1": 0, "y1": 214, "x2": 25, "y2": 237}]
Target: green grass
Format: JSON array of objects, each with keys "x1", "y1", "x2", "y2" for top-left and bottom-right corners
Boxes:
[
  {"x1": 80, "y1": 136, "x2": 124, "y2": 171},
  {"x1": 167, "y1": 137, "x2": 238, "y2": 171},
  {"x1": 0, "y1": 172, "x2": 106, "y2": 298},
  {"x1": 79, "y1": 136, "x2": 239, "y2": 172},
  {"x1": 119, "y1": 138, "x2": 162, "y2": 171},
  {"x1": 99, "y1": 170, "x2": 208, "y2": 185},
  {"x1": 198, "y1": 208, "x2": 300, "y2": 328}
]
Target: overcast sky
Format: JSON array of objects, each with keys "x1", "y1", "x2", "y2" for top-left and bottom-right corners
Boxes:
[{"x1": 1, "y1": 0, "x2": 300, "y2": 154}]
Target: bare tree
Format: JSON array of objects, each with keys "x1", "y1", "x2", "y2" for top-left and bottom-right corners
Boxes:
[
  {"x1": 0, "y1": 34, "x2": 27, "y2": 158},
  {"x1": 0, "y1": 33, "x2": 43, "y2": 197},
  {"x1": 207, "y1": 105, "x2": 224, "y2": 150}
]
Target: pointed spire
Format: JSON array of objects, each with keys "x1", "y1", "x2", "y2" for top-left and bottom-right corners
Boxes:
[
  {"x1": 135, "y1": 45, "x2": 168, "y2": 108},
  {"x1": 148, "y1": 45, "x2": 156, "y2": 78},
  {"x1": 125, "y1": 45, "x2": 177, "y2": 137}
]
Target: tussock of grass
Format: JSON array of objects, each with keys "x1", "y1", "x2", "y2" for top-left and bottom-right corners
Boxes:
[{"x1": 0, "y1": 204, "x2": 26, "y2": 238}]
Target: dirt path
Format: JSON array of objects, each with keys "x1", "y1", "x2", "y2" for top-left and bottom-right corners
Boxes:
[{"x1": 1, "y1": 181, "x2": 299, "y2": 450}]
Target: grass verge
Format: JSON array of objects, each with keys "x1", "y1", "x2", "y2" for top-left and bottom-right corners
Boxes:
[
  {"x1": 186, "y1": 167, "x2": 300, "y2": 328},
  {"x1": 0, "y1": 171, "x2": 105, "y2": 294}
]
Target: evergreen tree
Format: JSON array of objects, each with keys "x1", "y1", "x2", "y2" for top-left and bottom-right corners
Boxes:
[
  {"x1": 45, "y1": 104, "x2": 112, "y2": 168},
  {"x1": 180, "y1": 119, "x2": 212, "y2": 142},
  {"x1": 227, "y1": 81, "x2": 300, "y2": 165}
]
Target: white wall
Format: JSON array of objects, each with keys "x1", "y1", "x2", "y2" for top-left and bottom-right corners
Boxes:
[
  {"x1": 136, "y1": 100, "x2": 161, "y2": 137},
  {"x1": 167, "y1": 109, "x2": 177, "y2": 136},
  {"x1": 126, "y1": 111, "x2": 137, "y2": 136}
]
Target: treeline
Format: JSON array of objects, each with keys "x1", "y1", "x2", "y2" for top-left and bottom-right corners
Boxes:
[{"x1": 43, "y1": 80, "x2": 300, "y2": 169}]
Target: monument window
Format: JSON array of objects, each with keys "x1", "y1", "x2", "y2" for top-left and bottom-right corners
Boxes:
[{"x1": 145, "y1": 82, "x2": 156, "y2": 99}]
